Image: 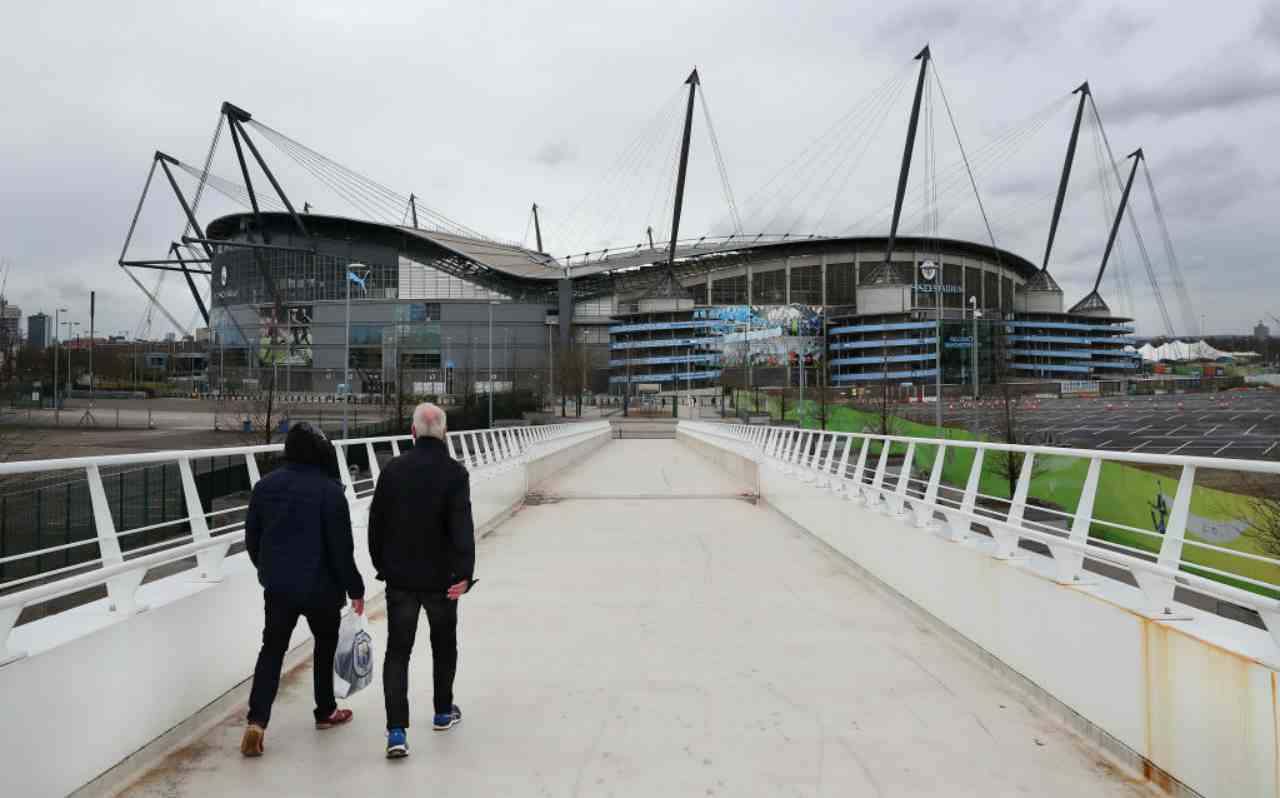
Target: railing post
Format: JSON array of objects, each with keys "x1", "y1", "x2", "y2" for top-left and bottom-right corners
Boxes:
[
  {"x1": 992, "y1": 451, "x2": 1034, "y2": 560},
  {"x1": 817, "y1": 432, "x2": 839, "y2": 487},
  {"x1": 365, "y1": 442, "x2": 381, "y2": 483},
  {"x1": 830, "y1": 435, "x2": 853, "y2": 493},
  {"x1": 868, "y1": 440, "x2": 891, "y2": 508},
  {"x1": 244, "y1": 452, "x2": 262, "y2": 487},
  {"x1": 179, "y1": 457, "x2": 229, "y2": 581},
  {"x1": 889, "y1": 441, "x2": 915, "y2": 516},
  {"x1": 0, "y1": 604, "x2": 23, "y2": 665},
  {"x1": 1051, "y1": 456, "x2": 1100, "y2": 583},
  {"x1": 333, "y1": 444, "x2": 355, "y2": 499},
  {"x1": 392, "y1": 438, "x2": 403, "y2": 457},
  {"x1": 947, "y1": 448, "x2": 984, "y2": 542},
  {"x1": 848, "y1": 437, "x2": 870, "y2": 496},
  {"x1": 1135, "y1": 464, "x2": 1196, "y2": 617},
  {"x1": 915, "y1": 444, "x2": 946, "y2": 527},
  {"x1": 86, "y1": 463, "x2": 145, "y2": 614}
]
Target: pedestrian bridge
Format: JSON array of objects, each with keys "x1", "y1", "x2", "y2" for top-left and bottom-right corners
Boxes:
[{"x1": 2, "y1": 421, "x2": 1279, "y2": 797}]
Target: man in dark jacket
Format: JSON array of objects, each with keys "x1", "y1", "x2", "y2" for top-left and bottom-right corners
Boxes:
[
  {"x1": 368, "y1": 402, "x2": 475, "y2": 759},
  {"x1": 241, "y1": 422, "x2": 366, "y2": 757}
]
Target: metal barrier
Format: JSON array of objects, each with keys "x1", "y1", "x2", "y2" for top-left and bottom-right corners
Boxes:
[
  {"x1": 0, "y1": 422, "x2": 605, "y2": 666},
  {"x1": 679, "y1": 420, "x2": 1280, "y2": 653}
]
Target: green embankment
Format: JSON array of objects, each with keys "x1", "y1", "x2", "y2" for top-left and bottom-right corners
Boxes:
[{"x1": 756, "y1": 396, "x2": 1278, "y2": 597}]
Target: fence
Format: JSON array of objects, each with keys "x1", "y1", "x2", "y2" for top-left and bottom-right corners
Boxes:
[
  {"x1": 0, "y1": 422, "x2": 605, "y2": 664},
  {"x1": 680, "y1": 421, "x2": 1280, "y2": 653}
]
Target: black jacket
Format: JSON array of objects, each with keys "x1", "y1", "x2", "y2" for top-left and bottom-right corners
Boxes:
[
  {"x1": 368, "y1": 436, "x2": 475, "y2": 592},
  {"x1": 245, "y1": 462, "x2": 366, "y2": 609}
]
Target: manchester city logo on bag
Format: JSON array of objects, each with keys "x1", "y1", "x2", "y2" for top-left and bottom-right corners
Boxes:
[{"x1": 353, "y1": 630, "x2": 373, "y2": 679}]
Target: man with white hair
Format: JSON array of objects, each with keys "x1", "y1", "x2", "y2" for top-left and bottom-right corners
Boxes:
[{"x1": 368, "y1": 402, "x2": 475, "y2": 759}]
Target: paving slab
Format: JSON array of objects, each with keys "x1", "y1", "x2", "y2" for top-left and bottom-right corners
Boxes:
[{"x1": 121, "y1": 440, "x2": 1151, "y2": 797}]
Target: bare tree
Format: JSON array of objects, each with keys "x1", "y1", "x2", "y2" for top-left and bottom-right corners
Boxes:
[
  {"x1": 226, "y1": 370, "x2": 295, "y2": 446},
  {"x1": 983, "y1": 341, "x2": 1046, "y2": 498},
  {"x1": 871, "y1": 352, "x2": 898, "y2": 437},
  {"x1": 1242, "y1": 449, "x2": 1280, "y2": 558},
  {"x1": 554, "y1": 346, "x2": 587, "y2": 418}
]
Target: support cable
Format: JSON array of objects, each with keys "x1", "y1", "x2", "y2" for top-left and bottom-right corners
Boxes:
[
  {"x1": 931, "y1": 60, "x2": 1005, "y2": 274},
  {"x1": 812, "y1": 73, "x2": 908, "y2": 232},
  {"x1": 844, "y1": 92, "x2": 1071, "y2": 236},
  {"x1": 697, "y1": 87, "x2": 742, "y2": 233},
  {"x1": 754, "y1": 68, "x2": 912, "y2": 234},
  {"x1": 1142, "y1": 160, "x2": 1199, "y2": 335},
  {"x1": 734, "y1": 63, "x2": 915, "y2": 233},
  {"x1": 1088, "y1": 95, "x2": 1175, "y2": 336}
]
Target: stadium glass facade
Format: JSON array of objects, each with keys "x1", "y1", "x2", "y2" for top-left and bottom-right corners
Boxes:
[{"x1": 204, "y1": 214, "x2": 1138, "y2": 401}]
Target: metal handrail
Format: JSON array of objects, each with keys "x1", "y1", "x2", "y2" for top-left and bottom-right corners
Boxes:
[
  {"x1": 678, "y1": 420, "x2": 1280, "y2": 655},
  {"x1": 0, "y1": 421, "x2": 608, "y2": 665}
]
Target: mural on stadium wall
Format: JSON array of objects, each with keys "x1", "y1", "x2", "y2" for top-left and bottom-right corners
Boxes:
[
  {"x1": 691, "y1": 304, "x2": 825, "y2": 367},
  {"x1": 257, "y1": 305, "x2": 313, "y2": 367}
]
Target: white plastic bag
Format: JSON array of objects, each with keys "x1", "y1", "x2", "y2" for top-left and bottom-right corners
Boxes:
[{"x1": 334, "y1": 612, "x2": 374, "y2": 699}]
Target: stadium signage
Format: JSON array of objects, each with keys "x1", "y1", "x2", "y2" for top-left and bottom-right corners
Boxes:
[{"x1": 916, "y1": 283, "x2": 962, "y2": 294}]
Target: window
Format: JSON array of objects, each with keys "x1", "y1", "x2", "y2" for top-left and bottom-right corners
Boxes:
[
  {"x1": 349, "y1": 349, "x2": 382, "y2": 369},
  {"x1": 349, "y1": 325, "x2": 384, "y2": 345},
  {"x1": 825, "y1": 262, "x2": 856, "y2": 305},
  {"x1": 753, "y1": 268, "x2": 785, "y2": 304},
  {"x1": 944, "y1": 263, "x2": 963, "y2": 309},
  {"x1": 985, "y1": 272, "x2": 1000, "y2": 312},
  {"x1": 965, "y1": 266, "x2": 983, "y2": 307},
  {"x1": 407, "y1": 352, "x2": 442, "y2": 368},
  {"x1": 711, "y1": 274, "x2": 746, "y2": 305},
  {"x1": 789, "y1": 265, "x2": 820, "y2": 305}
]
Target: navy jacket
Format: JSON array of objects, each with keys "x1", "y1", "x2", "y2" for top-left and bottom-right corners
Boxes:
[
  {"x1": 245, "y1": 462, "x2": 366, "y2": 609},
  {"x1": 368, "y1": 437, "x2": 475, "y2": 593}
]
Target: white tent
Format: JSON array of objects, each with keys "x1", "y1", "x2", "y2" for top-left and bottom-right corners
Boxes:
[{"x1": 1129, "y1": 339, "x2": 1260, "y2": 363}]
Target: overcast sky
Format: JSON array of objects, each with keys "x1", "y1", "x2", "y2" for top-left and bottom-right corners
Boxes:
[{"x1": 2, "y1": 0, "x2": 1277, "y2": 339}]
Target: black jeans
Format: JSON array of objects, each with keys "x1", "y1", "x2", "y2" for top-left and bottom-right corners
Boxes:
[
  {"x1": 247, "y1": 591, "x2": 341, "y2": 727},
  {"x1": 384, "y1": 587, "x2": 458, "y2": 729}
]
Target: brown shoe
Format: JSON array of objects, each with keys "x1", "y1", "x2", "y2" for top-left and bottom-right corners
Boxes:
[
  {"x1": 240, "y1": 723, "x2": 265, "y2": 757},
  {"x1": 315, "y1": 708, "x2": 353, "y2": 730}
]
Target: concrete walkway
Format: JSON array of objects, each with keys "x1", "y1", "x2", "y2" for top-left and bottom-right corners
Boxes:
[{"x1": 123, "y1": 440, "x2": 1149, "y2": 797}]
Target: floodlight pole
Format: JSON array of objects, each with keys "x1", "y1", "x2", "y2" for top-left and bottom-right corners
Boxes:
[
  {"x1": 488, "y1": 300, "x2": 498, "y2": 427},
  {"x1": 343, "y1": 269, "x2": 351, "y2": 439},
  {"x1": 969, "y1": 296, "x2": 979, "y2": 400}
]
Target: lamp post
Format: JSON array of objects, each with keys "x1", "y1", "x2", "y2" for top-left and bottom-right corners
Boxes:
[
  {"x1": 969, "y1": 296, "x2": 981, "y2": 400},
  {"x1": 343, "y1": 263, "x2": 368, "y2": 439},
  {"x1": 921, "y1": 260, "x2": 942, "y2": 430},
  {"x1": 53, "y1": 307, "x2": 68, "y2": 410},
  {"x1": 488, "y1": 300, "x2": 498, "y2": 427}
]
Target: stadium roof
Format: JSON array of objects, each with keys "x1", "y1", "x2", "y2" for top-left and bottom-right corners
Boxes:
[{"x1": 205, "y1": 212, "x2": 1042, "y2": 294}]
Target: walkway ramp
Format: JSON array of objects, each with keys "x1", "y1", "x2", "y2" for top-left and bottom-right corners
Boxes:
[{"x1": 122, "y1": 439, "x2": 1148, "y2": 797}]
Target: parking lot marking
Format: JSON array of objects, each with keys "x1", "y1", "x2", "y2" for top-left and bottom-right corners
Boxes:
[
  {"x1": 1265, "y1": 441, "x2": 1279, "y2": 457},
  {"x1": 1203, "y1": 424, "x2": 1220, "y2": 437},
  {"x1": 1169, "y1": 441, "x2": 1192, "y2": 455},
  {"x1": 1213, "y1": 442, "x2": 1233, "y2": 456},
  {"x1": 1129, "y1": 441, "x2": 1149, "y2": 452},
  {"x1": 1246, "y1": 424, "x2": 1258, "y2": 436}
]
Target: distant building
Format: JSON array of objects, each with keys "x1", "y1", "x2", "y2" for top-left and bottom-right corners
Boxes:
[
  {"x1": 1255, "y1": 322, "x2": 1271, "y2": 341},
  {"x1": 163, "y1": 332, "x2": 176, "y2": 343},
  {"x1": 0, "y1": 300, "x2": 21, "y2": 352},
  {"x1": 28, "y1": 312, "x2": 53, "y2": 349}
]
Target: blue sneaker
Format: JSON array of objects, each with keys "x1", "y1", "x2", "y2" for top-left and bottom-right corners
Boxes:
[
  {"x1": 386, "y1": 728, "x2": 408, "y2": 759},
  {"x1": 432, "y1": 705, "x2": 462, "y2": 731}
]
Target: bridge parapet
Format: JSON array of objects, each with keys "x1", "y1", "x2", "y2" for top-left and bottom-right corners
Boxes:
[{"x1": 680, "y1": 420, "x2": 1280, "y2": 797}]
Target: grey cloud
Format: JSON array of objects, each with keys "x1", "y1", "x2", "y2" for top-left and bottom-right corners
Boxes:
[
  {"x1": 533, "y1": 140, "x2": 575, "y2": 167},
  {"x1": 872, "y1": 0, "x2": 1077, "y2": 53},
  {"x1": 1091, "y1": 7, "x2": 1150, "y2": 50},
  {"x1": 1107, "y1": 59, "x2": 1280, "y2": 122},
  {"x1": 1258, "y1": 5, "x2": 1280, "y2": 48}
]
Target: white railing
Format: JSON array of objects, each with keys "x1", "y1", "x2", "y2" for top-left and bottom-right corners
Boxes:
[
  {"x1": 680, "y1": 420, "x2": 1280, "y2": 652},
  {"x1": 0, "y1": 422, "x2": 604, "y2": 666}
]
